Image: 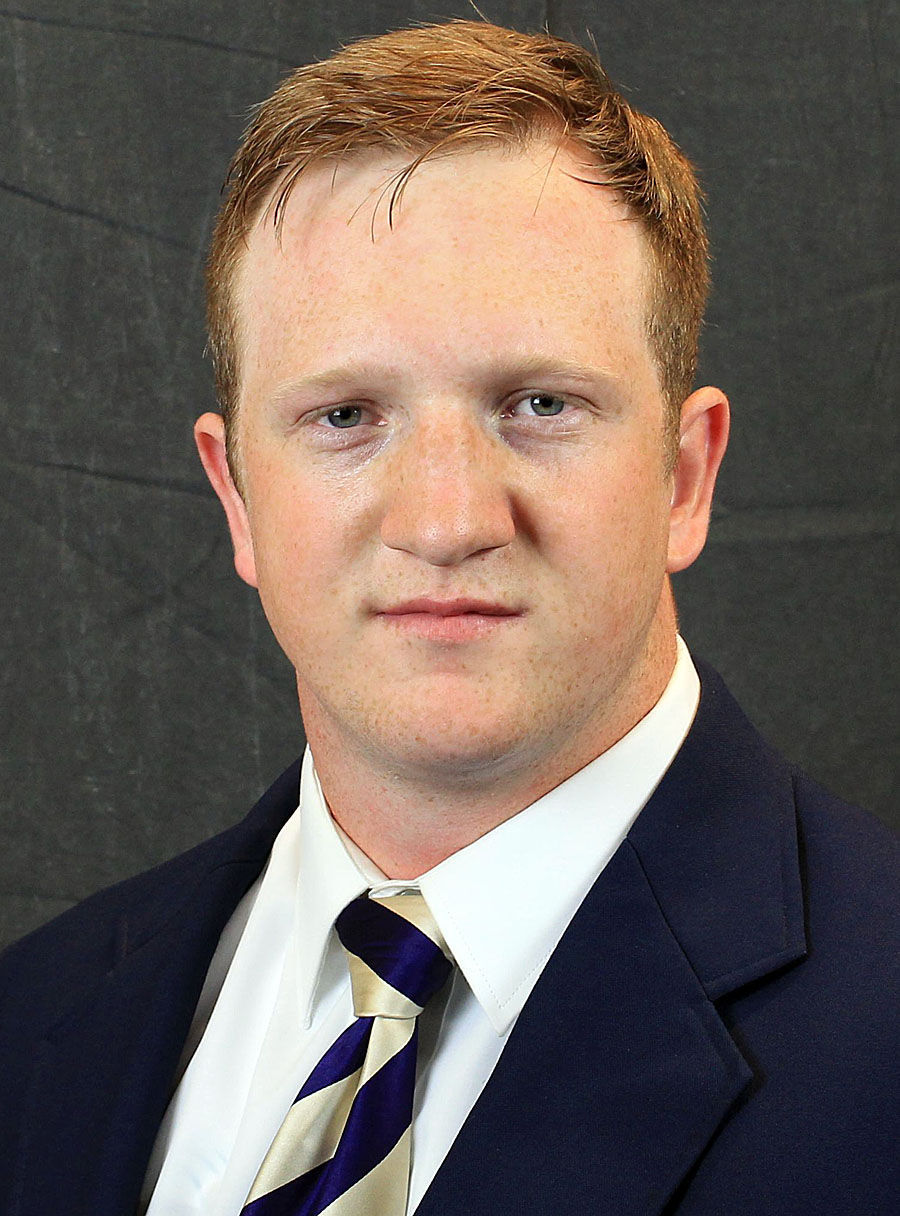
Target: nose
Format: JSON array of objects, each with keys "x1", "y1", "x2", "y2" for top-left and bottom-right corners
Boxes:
[{"x1": 379, "y1": 411, "x2": 516, "y2": 566}]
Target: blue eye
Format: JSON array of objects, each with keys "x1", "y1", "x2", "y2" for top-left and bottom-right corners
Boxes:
[
  {"x1": 326, "y1": 406, "x2": 364, "y2": 428},
  {"x1": 521, "y1": 393, "x2": 565, "y2": 416}
]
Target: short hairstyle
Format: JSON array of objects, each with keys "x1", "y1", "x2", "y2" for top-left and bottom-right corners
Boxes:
[{"x1": 207, "y1": 19, "x2": 709, "y2": 479}]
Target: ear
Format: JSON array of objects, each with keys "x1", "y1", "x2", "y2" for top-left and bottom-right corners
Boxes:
[
  {"x1": 666, "y1": 386, "x2": 730, "y2": 574},
  {"x1": 194, "y1": 412, "x2": 259, "y2": 588}
]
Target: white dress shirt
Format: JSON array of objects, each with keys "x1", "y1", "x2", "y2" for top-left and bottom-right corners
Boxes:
[{"x1": 142, "y1": 637, "x2": 700, "y2": 1215}]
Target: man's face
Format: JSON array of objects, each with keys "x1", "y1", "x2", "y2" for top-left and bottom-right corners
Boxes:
[{"x1": 213, "y1": 142, "x2": 701, "y2": 789}]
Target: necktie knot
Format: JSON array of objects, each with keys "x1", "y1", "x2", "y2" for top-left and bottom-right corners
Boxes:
[{"x1": 335, "y1": 892, "x2": 452, "y2": 1019}]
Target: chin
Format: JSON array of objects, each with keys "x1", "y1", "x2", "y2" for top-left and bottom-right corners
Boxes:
[{"x1": 375, "y1": 714, "x2": 550, "y2": 787}]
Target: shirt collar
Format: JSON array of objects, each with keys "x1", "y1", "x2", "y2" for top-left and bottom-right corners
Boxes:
[
  {"x1": 292, "y1": 753, "x2": 372, "y2": 1027},
  {"x1": 293, "y1": 637, "x2": 699, "y2": 1034}
]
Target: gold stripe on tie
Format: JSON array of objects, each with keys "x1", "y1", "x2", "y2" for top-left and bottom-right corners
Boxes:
[
  {"x1": 245, "y1": 1018, "x2": 418, "y2": 1202},
  {"x1": 316, "y1": 1127, "x2": 412, "y2": 1216},
  {"x1": 245, "y1": 1073, "x2": 360, "y2": 1202},
  {"x1": 344, "y1": 950, "x2": 425, "y2": 1018}
]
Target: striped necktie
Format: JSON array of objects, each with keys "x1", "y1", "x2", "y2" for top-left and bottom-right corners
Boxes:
[{"x1": 241, "y1": 892, "x2": 453, "y2": 1216}]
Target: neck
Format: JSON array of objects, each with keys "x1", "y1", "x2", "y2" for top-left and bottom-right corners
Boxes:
[{"x1": 303, "y1": 622, "x2": 678, "y2": 878}]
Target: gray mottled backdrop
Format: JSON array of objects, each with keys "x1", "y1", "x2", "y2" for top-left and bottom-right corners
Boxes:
[{"x1": 1, "y1": 1, "x2": 896, "y2": 950}]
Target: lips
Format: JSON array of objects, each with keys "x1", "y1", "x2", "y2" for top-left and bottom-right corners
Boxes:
[
  {"x1": 380, "y1": 598, "x2": 519, "y2": 617},
  {"x1": 376, "y1": 597, "x2": 521, "y2": 641}
]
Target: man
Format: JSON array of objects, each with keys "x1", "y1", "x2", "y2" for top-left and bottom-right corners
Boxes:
[{"x1": 0, "y1": 20, "x2": 895, "y2": 1216}]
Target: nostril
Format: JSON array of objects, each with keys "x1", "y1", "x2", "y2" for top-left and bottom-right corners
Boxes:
[{"x1": 380, "y1": 481, "x2": 515, "y2": 564}]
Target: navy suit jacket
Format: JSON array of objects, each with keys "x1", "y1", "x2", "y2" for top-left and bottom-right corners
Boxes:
[{"x1": 0, "y1": 664, "x2": 897, "y2": 1214}]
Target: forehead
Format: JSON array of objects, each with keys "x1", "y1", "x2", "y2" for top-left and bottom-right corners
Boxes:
[{"x1": 234, "y1": 140, "x2": 655, "y2": 404}]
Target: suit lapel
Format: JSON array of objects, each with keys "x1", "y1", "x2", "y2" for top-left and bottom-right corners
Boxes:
[{"x1": 419, "y1": 665, "x2": 807, "y2": 1215}]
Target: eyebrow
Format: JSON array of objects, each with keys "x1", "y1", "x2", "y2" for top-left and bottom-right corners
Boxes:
[
  {"x1": 489, "y1": 354, "x2": 623, "y2": 388},
  {"x1": 268, "y1": 366, "x2": 371, "y2": 403},
  {"x1": 268, "y1": 354, "x2": 625, "y2": 404}
]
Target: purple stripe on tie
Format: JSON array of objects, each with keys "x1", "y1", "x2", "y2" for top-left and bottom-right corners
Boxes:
[
  {"x1": 242, "y1": 1027, "x2": 419, "y2": 1216},
  {"x1": 295, "y1": 1016, "x2": 373, "y2": 1101},
  {"x1": 335, "y1": 897, "x2": 451, "y2": 1008}
]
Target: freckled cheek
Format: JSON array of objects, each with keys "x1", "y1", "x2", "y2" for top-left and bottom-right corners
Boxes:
[
  {"x1": 538, "y1": 477, "x2": 667, "y2": 617},
  {"x1": 248, "y1": 479, "x2": 376, "y2": 635}
]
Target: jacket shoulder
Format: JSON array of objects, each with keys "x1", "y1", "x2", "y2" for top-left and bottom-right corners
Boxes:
[{"x1": 790, "y1": 768, "x2": 898, "y2": 964}]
